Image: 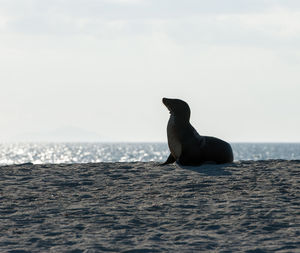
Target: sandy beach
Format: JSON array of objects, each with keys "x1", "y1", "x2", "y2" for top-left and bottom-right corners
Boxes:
[{"x1": 0, "y1": 160, "x2": 299, "y2": 252}]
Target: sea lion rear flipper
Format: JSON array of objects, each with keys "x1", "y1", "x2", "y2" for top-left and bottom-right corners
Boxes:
[{"x1": 161, "y1": 154, "x2": 176, "y2": 165}]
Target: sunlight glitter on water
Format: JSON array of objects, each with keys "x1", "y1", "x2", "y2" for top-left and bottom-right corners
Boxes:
[
  {"x1": 0, "y1": 143, "x2": 170, "y2": 165},
  {"x1": 0, "y1": 142, "x2": 300, "y2": 165}
]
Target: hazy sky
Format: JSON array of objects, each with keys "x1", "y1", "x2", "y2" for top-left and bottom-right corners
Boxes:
[{"x1": 1, "y1": 0, "x2": 300, "y2": 142}]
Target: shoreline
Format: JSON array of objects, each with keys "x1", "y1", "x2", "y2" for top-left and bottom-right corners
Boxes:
[
  {"x1": 1, "y1": 158, "x2": 300, "y2": 167},
  {"x1": 1, "y1": 160, "x2": 299, "y2": 252}
]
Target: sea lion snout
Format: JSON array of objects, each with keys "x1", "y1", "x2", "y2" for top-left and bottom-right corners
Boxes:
[
  {"x1": 162, "y1": 98, "x2": 172, "y2": 113},
  {"x1": 162, "y1": 97, "x2": 178, "y2": 111},
  {"x1": 162, "y1": 97, "x2": 191, "y2": 119},
  {"x1": 162, "y1": 97, "x2": 169, "y2": 106}
]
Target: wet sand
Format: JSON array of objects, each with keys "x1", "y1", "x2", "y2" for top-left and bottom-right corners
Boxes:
[{"x1": 0, "y1": 160, "x2": 299, "y2": 252}]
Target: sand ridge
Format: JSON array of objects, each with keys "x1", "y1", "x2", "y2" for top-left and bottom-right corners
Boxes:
[{"x1": 0, "y1": 160, "x2": 299, "y2": 252}]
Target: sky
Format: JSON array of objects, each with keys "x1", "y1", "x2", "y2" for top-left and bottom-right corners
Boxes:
[{"x1": 0, "y1": 0, "x2": 300, "y2": 142}]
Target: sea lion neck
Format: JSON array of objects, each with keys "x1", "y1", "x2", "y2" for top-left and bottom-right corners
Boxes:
[{"x1": 171, "y1": 113, "x2": 190, "y2": 126}]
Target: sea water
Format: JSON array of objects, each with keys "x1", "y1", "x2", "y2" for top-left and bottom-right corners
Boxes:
[{"x1": 0, "y1": 142, "x2": 300, "y2": 165}]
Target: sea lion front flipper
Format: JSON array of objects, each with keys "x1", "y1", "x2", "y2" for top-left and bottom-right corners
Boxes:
[{"x1": 161, "y1": 153, "x2": 176, "y2": 165}]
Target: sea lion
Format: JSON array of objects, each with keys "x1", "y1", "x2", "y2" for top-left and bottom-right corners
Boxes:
[{"x1": 162, "y1": 98, "x2": 234, "y2": 166}]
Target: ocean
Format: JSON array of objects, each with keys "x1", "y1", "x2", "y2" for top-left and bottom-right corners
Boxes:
[{"x1": 0, "y1": 142, "x2": 300, "y2": 165}]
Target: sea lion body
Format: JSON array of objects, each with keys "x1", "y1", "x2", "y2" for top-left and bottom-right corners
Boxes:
[{"x1": 163, "y1": 98, "x2": 233, "y2": 166}]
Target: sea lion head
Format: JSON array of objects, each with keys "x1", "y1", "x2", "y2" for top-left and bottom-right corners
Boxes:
[{"x1": 162, "y1": 98, "x2": 191, "y2": 121}]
